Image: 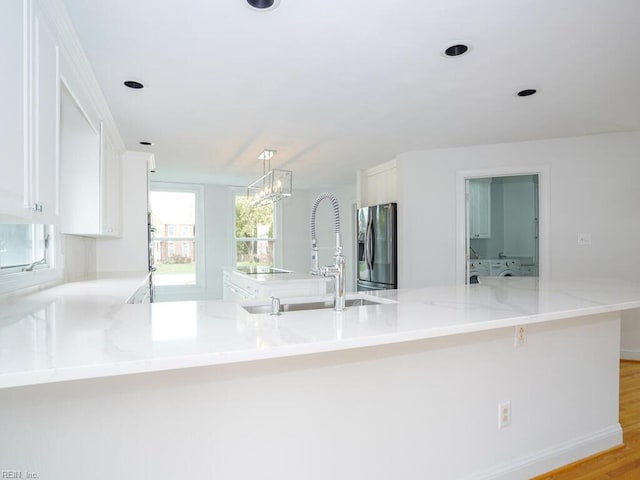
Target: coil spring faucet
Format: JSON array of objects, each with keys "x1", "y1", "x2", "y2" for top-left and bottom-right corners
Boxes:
[{"x1": 310, "y1": 192, "x2": 345, "y2": 312}]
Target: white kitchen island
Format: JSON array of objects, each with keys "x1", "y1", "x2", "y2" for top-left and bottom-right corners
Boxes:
[{"x1": 0, "y1": 276, "x2": 638, "y2": 479}]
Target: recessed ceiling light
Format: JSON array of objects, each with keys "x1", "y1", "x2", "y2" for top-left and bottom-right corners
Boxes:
[
  {"x1": 443, "y1": 43, "x2": 470, "y2": 57},
  {"x1": 248, "y1": 0, "x2": 273, "y2": 7},
  {"x1": 517, "y1": 89, "x2": 537, "y2": 97},
  {"x1": 124, "y1": 80, "x2": 144, "y2": 89},
  {"x1": 139, "y1": 141, "x2": 153, "y2": 146},
  {"x1": 246, "y1": 0, "x2": 280, "y2": 11}
]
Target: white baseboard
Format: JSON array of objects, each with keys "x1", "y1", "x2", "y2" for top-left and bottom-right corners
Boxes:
[
  {"x1": 467, "y1": 424, "x2": 623, "y2": 480},
  {"x1": 621, "y1": 349, "x2": 640, "y2": 361}
]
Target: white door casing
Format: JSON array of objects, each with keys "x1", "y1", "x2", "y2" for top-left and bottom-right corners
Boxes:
[{"x1": 455, "y1": 165, "x2": 550, "y2": 285}]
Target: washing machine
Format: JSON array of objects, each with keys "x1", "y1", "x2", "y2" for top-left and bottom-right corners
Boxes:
[
  {"x1": 489, "y1": 259, "x2": 521, "y2": 277},
  {"x1": 469, "y1": 260, "x2": 490, "y2": 278}
]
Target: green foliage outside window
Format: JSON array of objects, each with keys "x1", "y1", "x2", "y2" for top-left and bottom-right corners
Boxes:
[{"x1": 235, "y1": 196, "x2": 275, "y2": 265}]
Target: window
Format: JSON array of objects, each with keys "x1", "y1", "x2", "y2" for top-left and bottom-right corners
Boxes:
[
  {"x1": 149, "y1": 188, "x2": 202, "y2": 287},
  {"x1": 0, "y1": 224, "x2": 50, "y2": 274},
  {"x1": 234, "y1": 194, "x2": 277, "y2": 267},
  {"x1": 0, "y1": 224, "x2": 59, "y2": 295}
]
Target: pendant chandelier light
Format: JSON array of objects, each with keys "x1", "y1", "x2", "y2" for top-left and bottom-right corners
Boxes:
[{"x1": 247, "y1": 149, "x2": 292, "y2": 207}]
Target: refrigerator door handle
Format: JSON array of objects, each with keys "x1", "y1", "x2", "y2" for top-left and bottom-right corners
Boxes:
[
  {"x1": 363, "y1": 216, "x2": 369, "y2": 270},
  {"x1": 387, "y1": 203, "x2": 396, "y2": 284},
  {"x1": 366, "y1": 215, "x2": 374, "y2": 272}
]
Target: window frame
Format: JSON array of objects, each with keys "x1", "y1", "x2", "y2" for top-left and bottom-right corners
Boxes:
[
  {"x1": 0, "y1": 224, "x2": 60, "y2": 295},
  {"x1": 232, "y1": 188, "x2": 283, "y2": 269},
  {"x1": 149, "y1": 183, "x2": 205, "y2": 298}
]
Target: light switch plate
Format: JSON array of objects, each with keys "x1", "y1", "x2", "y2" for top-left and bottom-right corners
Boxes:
[{"x1": 577, "y1": 233, "x2": 592, "y2": 246}]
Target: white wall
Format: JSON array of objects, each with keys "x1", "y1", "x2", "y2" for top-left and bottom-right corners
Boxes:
[
  {"x1": 281, "y1": 189, "x2": 311, "y2": 272},
  {"x1": 60, "y1": 234, "x2": 95, "y2": 283},
  {"x1": 395, "y1": 130, "x2": 640, "y2": 357},
  {"x1": 203, "y1": 184, "x2": 234, "y2": 300},
  {"x1": 397, "y1": 131, "x2": 640, "y2": 287},
  {"x1": 95, "y1": 152, "x2": 150, "y2": 273}
]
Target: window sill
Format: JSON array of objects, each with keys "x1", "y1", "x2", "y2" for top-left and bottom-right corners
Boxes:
[{"x1": 0, "y1": 268, "x2": 63, "y2": 297}]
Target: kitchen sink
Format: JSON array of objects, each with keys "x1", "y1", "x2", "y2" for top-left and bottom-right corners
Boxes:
[{"x1": 242, "y1": 295, "x2": 394, "y2": 314}]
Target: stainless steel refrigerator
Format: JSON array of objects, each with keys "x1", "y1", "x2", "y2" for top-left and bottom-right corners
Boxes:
[{"x1": 356, "y1": 203, "x2": 397, "y2": 291}]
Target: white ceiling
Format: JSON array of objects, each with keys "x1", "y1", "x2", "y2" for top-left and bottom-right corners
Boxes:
[{"x1": 61, "y1": 0, "x2": 640, "y2": 188}]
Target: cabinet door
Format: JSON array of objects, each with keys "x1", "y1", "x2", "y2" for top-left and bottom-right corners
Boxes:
[
  {"x1": 0, "y1": 1, "x2": 60, "y2": 222},
  {"x1": 31, "y1": 10, "x2": 60, "y2": 223},
  {"x1": 59, "y1": 86, "x2": 101, "y2": 235},
  {"x1": 503, "y1": 180, "x2": 536, "y2": 257},
  {"x1": 0, "y1": 0, "x2": 29, "y2": 219},
  {"x1": 469, "y1": 179, "x2": 491, "y2": 239},
  {"x1": 100, "y1": 128, "x2": 122, "y2": 237}
]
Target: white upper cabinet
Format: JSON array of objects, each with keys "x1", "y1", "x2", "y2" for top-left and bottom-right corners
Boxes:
[
  {"x1": 59, "y1": 86, "x2": 121, "y2": 237},
  {"x1": 0, "y1": 0, "x2": 29, "y2": 219},
  {"x1": 59, "y1": 86, "x2": 100, "y2": 235},
  {"x1": 100, "y1": 128, "x2": 122, "y2": 237},
  {"x1": 468, "y1": 179, "x2": 492, "y2": 239},
  {"x1": 503, "y1": 179, "x2": 537, "y2": 257},
  {"x1": 358, "y1": 160, "x2": 397, "y2": 207},
  {"x1": 1, "y1": 0, "x2": 124, "y2": 233},
  {"x1": 0, "y1": 0, "x2": 59, "y2": 222},
  {"x1": 32, "y1": 3, "x2": 60, "y2": 223},
  {"x1": 59, "y1": 85, "x2": 122, "y2": 237}
]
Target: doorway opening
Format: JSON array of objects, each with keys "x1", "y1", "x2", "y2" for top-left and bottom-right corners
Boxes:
[{"x1": 455, "y1": 166, "x2": 549, "y2": 285}]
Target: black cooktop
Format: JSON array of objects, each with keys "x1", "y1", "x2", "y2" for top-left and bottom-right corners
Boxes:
[{"x1": 235, "y1": 266, "x2": 292, "y2": 275}]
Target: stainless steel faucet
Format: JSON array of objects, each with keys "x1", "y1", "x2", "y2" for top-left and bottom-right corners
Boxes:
[
  {"x1": 310, "y1": 192, "x2": 345, "y2": 312},
  {"x1": 22, "y1": 257, "x2": 46, "y2": 272}
]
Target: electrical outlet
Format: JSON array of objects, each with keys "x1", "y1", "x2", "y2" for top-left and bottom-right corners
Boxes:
[
  {"x1": 515, "y1": 326, "x2": 527, "y2": 347},
  {"x1": 498, "y1": 401, "x2": 511, "y2": 429}
]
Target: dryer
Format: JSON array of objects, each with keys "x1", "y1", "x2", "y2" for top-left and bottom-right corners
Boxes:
[{"x1": 489, "y1": 259, "x2": 521, "y2": 277}]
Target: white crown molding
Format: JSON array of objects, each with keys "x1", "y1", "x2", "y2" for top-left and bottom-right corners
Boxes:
[
  {"x1": 364, "y1": 158, "x2": 397, "y2": 176},
  {"x1": 34, "y1": 0, "x2": 126, "y2": 154},
  {"x1": 124, "y1": 150, "x2": 156, "y2": 172}
]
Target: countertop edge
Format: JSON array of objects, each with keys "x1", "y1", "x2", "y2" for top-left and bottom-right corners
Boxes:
[{"x1": 1, "y1": 299, "x2": 635, "y2": 390}]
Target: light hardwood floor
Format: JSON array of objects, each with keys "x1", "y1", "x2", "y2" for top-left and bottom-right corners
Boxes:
[{"x1": 534, "y1": 360, "x2": 640, "y2": 479}]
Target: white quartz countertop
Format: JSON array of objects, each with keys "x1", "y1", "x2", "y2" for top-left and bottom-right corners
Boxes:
[{"x1": 2, "y1": 276, "x2": 640, "y2": 389}]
